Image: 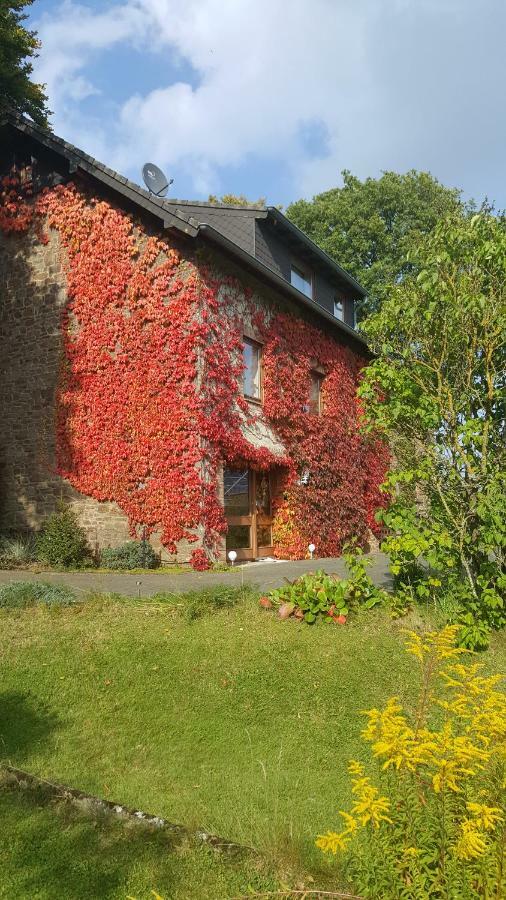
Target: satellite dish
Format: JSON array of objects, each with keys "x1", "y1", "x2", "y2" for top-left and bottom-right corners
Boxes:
[{"x1": 142, "y1": 162, "x2": 173, "y2": 197}]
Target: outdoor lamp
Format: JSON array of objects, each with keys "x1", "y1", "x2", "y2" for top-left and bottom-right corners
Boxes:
[
  {"x1": 308, "y1": 543, "x2": 315, "y2": 559},
  {"x1": 228, "y1": 550, "x2": 237, "y2": 565}
]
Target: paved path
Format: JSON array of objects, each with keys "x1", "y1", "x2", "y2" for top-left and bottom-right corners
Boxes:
[{"x1": 0, "y1": 553, "x2": 391, "y2": 598}]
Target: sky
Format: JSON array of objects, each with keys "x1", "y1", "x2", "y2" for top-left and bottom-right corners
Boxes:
[{"x1": 28, "y1": 0, "x2": 506, "y2": 209}]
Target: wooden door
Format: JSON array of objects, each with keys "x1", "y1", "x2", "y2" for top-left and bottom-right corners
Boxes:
[{"x1": 224, "y1": 467, "x2": 274, "y2": 560}]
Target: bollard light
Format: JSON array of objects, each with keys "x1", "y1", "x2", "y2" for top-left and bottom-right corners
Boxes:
[
  {"x1": 308, "y1": 543, "x2": 315, "y2": 560},
  {"x1": 228, "y1": 550, "x2": 237, "y2": 566}
]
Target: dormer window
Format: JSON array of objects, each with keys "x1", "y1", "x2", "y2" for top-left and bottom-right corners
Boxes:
[
  {"x1": 291, "y1": 264, "x2": 313, "y2": 299},
  {"x1": 334, "y1": 296, "x2": 344, "y2": 321}
]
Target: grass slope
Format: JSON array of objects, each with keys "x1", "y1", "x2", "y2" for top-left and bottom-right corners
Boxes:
[
  {"x1": 0, "y1": 782, "x2": 281, "y2": 900},
  {"x1": 0, "y1": 588, "x2": 504, "y2": 896}
]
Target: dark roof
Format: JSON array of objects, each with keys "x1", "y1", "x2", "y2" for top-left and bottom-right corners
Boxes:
[{"x1": 0, "y1": 112, "x2": 367, "y2": 349}]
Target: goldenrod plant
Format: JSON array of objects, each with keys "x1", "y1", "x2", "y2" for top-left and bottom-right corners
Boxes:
[{"x1": 317, "y1": 626, "x2": 506, "y2": 898}]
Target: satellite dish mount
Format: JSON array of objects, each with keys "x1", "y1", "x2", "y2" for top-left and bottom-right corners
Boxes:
[{"x1": 142, "y1": 162, "x2": 173, "y2": 198}]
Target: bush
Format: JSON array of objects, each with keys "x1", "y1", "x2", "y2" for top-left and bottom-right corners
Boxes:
[
  {"x1": 268, "y1": 551, "x2": 386, "y2": 624},
  {"x1": 36, "y1": 504, "x2": 91, "y2": 569},
  {"x1": 0, "y1": 534, "x2": 36, "y2": 567},
  {"x1": 0, "y1": 581, "x2": 76, "y2": 608},
  {"x1": 317, "y1": 625, "x2": 506, "y2": 898},
  {"x1": 100, "y1": 540, "x2": 159, "y2": 570},
  {"x1": 189, "y1": 548, "x2": 211, "y2": 571}
]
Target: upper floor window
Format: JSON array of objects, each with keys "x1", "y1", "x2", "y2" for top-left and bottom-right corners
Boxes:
[
  {"x1": 291, "y1": 264, "x2": 313, "y2": 299},
  {"x1": 243, "y1": 337, "x2": 262, "y2": 401},
  {"x1": 334, "y1": 296, "x2": 344, "y2": 321}
]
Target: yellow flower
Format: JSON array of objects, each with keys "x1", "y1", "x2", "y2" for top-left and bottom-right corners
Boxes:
[
  {"x1": 315, "y1": 830, "x2": 351, "y2": 854},
  {"x1": 404, "y1": 625, "x2": 465, "y2": 664},
  {"x1": 351, "y1": 775, "x2": 393, "y2": 828},
  {"x1": 466, "y1": 802, "x2": 503, "y2": 831},
  {"x1": 339, "y1": 810, "x2": 358, "y2": 833},
  {"x1": 348, "y1": 759, "x2": 365, "y2": 776},
  {"x1": 455, "y1": 820, "x2": 487, "y2": 860}
]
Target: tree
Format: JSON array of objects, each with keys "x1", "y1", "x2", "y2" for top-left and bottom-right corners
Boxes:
[
  {"x1": 208, "y1": 193, "x2": 265, "y2": 208},
  {"x1": 287, "y1": 170, "x2": 465, "y2": 318},
  {"x1": 359, "y1": 212, "x2": 506, "y2": 648},
  {"x1": 0, "y1": 1, "x2": 49, "y2": 125}
]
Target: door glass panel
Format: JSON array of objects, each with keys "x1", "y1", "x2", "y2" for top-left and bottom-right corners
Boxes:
[
  {"x1": 256, "y1": 525, "x2": 272, "y2": 548},
  {"x1": 226, "y1": 525, "x2": 251, "y2": 550},
  {"x1": 255, "y1": 472, "x2": 271, "y2": 516},
  {"x1": 224, "y1": 469, "x2": 250, "y2": 515}
]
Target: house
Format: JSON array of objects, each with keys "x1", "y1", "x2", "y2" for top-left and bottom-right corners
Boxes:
[{"x1": 0, "y1": 113, "x2": 387, "y2": 567}]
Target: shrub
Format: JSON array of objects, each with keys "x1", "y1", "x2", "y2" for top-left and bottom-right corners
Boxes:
[
  {"x1": 100, "y1": 540, "x2": 159, "y2": 570},
  {"x1": 317, "y1": 625, "x2": 506, "y2": 898},
  {"x1": 189, "y1": 548, "x2": 211, "y2": 571},
  {"x1": 269, "y1": 553, "x2": 386, "y2": 624},
  {"x1": 36, "y1": 504, "x2": 91, "y2": 569},
  {"x1": 0, "y1": 534, "x2": 36, "y2": 567},
  {"x1": 0, "y1": 581, "x2": 76, "y2": 608}
]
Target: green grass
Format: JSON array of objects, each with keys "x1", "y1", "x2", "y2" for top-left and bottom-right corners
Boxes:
[
  {"x1": 0, "y1": 588, "x2": 504, "y2": 897},
  {"x1": 0, "y1": 780, "x2": 283, "y2": 899}
]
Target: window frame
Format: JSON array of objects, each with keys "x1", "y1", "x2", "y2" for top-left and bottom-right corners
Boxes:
[
  {"x1": 333, "y1": 295, "x2": 344, "y2": 321},
  {"x1": 308, "y1": 370, "x2": 324, "y2": 416},
  {"x1": 290, "y1": 262, "x2": 314, "y2": 300},
  {"x1": 242, "y1": 336, "x2": 263, "y2": 404}
]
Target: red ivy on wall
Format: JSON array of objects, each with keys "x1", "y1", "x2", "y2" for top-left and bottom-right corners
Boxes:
[{"x1": 0, "y1": 173, "x2": 388, "y2": 564}]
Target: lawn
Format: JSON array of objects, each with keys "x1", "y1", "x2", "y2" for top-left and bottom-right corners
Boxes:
[{"x1": 1, "y1": 586, "x2": 505, "y2": 898}]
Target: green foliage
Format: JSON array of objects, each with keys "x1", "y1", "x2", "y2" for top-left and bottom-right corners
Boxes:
[
  {"x1": 269, "y1": 554, "x2": 386, "y2": 623},
  {"x1": 0, "y1": 1, "x2": 50, "y2": 125},
  {"x1": 100, "y1": 540, "x2": 159, "y2": 570},
  {"x1": 153, "y1": 583, "x2": 258, "y2": 622},
  {"x1": 207, "y1": 193, "x2": 265, "y2": 208},
  {"x1": 0, "y1": 533, "x2": 36, "y2": 566},
  {"x1": 36, "y1": 503, "x2": 92, "y2": 569},
  {"x1": 360, "y1": 213, "x2": 506, "y2": 648},
  {"x1": 287, "y1": 170, "x2": 465, "y2": 318},
  {"x1": 0, "y1": 580, "x2": 75, "y2": 608}
]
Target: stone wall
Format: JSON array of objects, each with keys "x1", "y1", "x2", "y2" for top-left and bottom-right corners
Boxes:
[{"x1": 0, "y1": 228, "x2": 148, "y2": 555}]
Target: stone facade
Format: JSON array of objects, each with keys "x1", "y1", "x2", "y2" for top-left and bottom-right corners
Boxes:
[
  {"x1": 0, "y1": 211, "x2": 286, "y2": 564},
  {"x1": 0, "y1": 227, "x2": 138, "y2": 555},
  {"x1": 0, "y1": 182, "x2": 373, "y2": 565}
]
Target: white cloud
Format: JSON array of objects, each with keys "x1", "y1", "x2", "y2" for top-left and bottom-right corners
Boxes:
[{"x1": 32, "y1": 0, "x2": 506, "y2": 204}]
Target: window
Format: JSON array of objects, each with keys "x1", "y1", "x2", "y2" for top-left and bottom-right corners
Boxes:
[
  {"x1": 334, "y1": 296, "x2": 344, "y2": 320},
  {"x1": 308, "y1": 371, "x2": 323, "y2": 415},
  {"x1": 243, "y1": 338, "x2": 262, "y2": 400},
  {"x1": 291, "y1": 264, "x2": 313, "y2": 298}
]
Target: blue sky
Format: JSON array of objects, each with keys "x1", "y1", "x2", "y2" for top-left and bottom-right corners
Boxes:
[{"x1": 29, "y1": 0, "x2": 506, "y2": 209}]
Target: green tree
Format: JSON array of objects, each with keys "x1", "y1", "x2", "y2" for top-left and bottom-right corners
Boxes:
[
  {"x1": 208, "y1": 193, "x2": 265, "y2": 208},
  {"x1": 359, "y1": 212, "x2": 506, "y2": 647},
  {"x1": 287, "y1": 170, "x2": 465, "y2": 318},
  {"x1": 0, "y1": 1, "x2": 49, "y2": 125}
]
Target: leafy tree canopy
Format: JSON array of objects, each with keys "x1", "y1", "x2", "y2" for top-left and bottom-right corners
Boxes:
[
  {"x1": 287, "y1": 170, "x2": 466, "y2": 318},
  {"x1": 208, "y1": 193, "x2": 266, "y2": 208},
  {"x1": 0, "y1": 0, "x2": 49, "y2": 125},
  {"x1": 359, "y1": 212, "x2": 506, "y2": 648}
]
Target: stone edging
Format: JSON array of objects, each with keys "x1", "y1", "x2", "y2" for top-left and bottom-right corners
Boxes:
[{"x1": 1, "y1": 765, "x2": 255, "y2": 855}]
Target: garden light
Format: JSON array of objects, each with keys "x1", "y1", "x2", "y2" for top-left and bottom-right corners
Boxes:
[
  {"x1": 228, "y1": 550, "x2": 237, "y2": 565},
  {"x1": 308, "y1": 543, "x2": 315, "y2": 559}
]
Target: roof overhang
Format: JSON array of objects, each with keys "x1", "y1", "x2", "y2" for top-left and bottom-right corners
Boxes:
[{"x1": 0, "y1": 112, "x2": 198, "y2": 237}]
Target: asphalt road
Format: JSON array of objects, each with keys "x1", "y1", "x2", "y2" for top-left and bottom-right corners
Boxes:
[{"x1": 0, "y1": 553, "x2": 391, "y2": 598}]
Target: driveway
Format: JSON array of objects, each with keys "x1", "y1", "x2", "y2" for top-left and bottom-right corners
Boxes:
[{"x1": 0, "y1": 553, "x2": 391, "y2": 598}]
